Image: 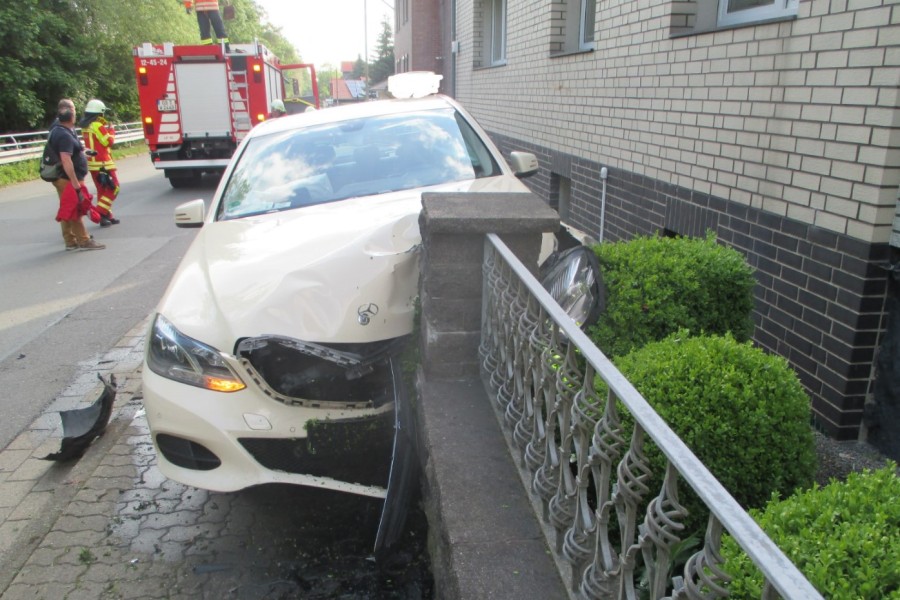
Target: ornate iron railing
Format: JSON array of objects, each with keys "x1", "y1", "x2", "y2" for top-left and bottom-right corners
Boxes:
[{"x1": 479, "y1": 233, "x2": 823, "y2": 600}]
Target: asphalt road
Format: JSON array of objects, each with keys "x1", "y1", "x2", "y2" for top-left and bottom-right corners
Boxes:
[{"x1": 0, "y1": 156, "x2": 210, "y2": 448}]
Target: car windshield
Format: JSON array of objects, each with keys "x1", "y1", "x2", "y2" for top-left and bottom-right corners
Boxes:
[{"x1": 217, "y1": 107, "x2": 502, "y2": 220}]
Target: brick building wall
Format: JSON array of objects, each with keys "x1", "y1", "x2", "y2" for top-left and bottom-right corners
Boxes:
[
  {"x1": 452, "y1": 0, "x2": 900, "y2": 439},
  {"x1": 394, "y1": 0, "x2": 445, "y2": 76}
]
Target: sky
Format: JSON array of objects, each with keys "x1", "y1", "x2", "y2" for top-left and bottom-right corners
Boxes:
[{"x1": 254, "y1": 0, "x2": 394, "y2": 70}]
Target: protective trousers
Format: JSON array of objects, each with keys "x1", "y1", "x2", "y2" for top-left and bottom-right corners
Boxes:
[
  {"x1": 197, "y1": 10, "x2": 228, "y2": 44},
  {"x1": 90, "y1": 169, "x2": 119, "y2": 217}
]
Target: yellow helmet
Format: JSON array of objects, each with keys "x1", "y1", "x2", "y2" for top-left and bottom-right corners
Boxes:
[{"x1": 85, "y1": 99, "x2": 107, "y2": 114}]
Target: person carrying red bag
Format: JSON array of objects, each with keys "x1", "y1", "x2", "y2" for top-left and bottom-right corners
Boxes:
[{"x1": 48, "y1": 100, "x2": 105, "y2": 251}]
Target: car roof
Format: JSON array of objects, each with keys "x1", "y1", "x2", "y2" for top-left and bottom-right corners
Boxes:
[{"x1": 251, "y1": 95, "x2": 462, "y2": 138}]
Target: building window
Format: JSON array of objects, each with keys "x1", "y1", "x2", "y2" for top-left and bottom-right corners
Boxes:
[
  {"x1": 488, "y1": 0, "x2": 507, "y2": 65},
  {"x1": 717, "y1": 0, "x2": 798, "y2": 26},
  {"x1": 579, "y1": 0, "x2": 596, "y2": 50},
  {"x1": 551, "y1": 0, "x2": 595, "y2": 55},
  {"x1": 671, "y1": 0, "x2": 798, "y2": 35}
]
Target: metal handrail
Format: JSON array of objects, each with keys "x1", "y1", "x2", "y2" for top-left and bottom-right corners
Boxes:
[
  {"x1": 481, "y1": 233, "x2": 823, "y2": 599},
  {"x1": 0, "y1": 122, "x2": 144, "y2": 166}
]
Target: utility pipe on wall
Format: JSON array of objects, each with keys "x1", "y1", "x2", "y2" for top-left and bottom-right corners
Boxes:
[{"x1": 599, "y1": 166, "x2": 608, "y2": 244}]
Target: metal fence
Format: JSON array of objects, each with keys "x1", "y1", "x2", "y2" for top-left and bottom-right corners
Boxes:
[
  {"x1": 479, "y1": 233, "x2": 823, "y2": 600},
  {"x1": 0, "y1": 122, "x2": 144, "y2": 166}
]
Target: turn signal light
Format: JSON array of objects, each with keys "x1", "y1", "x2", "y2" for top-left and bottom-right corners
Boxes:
[{"x1": 205, "y1": 377, "x2": 246, "y2": 393}]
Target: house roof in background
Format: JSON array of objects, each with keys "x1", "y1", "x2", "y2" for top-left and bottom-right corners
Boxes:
[{"x1": 331, "y1": 78, "x2": 367, "y2": 100}]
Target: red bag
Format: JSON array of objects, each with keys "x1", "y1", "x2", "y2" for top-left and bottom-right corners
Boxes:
[
  {"x1": 56, "y1": 183, "x2": 95, "y2": 222},
  {"x1": 87, "y1": 205, "x2": 102, "y2": 224}
]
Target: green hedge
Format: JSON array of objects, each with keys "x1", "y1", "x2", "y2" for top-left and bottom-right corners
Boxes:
[
  {"x1": 598, "y1": 332, "x2": 816, "y2": 534},
  {"x1": 589, "y1": 233, "x2": 755, "y2": 358},
  {"x1": 721, "y1": 464, "x2": 900, "y2": 599}
]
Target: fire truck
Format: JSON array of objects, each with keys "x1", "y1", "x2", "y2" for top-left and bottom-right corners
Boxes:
[{"x1": 133, "y1": 42, "x2": 319, "y2": 188}]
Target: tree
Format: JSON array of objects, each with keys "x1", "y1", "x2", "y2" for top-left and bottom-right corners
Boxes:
[
  {"x1": 0, "y1": 0, "x2": 99, "y2": 131},
  {"x1": 368, "y1": 17, "x2": 394, "y2": 85},
  {"x1": 350, "y1": 55, "x2": 366, "y2": 80}
]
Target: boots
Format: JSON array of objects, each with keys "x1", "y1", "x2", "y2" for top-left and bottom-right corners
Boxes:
[{"x1": 100, "y1": 215, "x2": 120, "y2": 227}]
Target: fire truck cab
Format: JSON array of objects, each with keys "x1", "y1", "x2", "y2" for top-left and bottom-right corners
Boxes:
[{"x1": 134, "y1": 41, "x2": 318, "y2": 188}]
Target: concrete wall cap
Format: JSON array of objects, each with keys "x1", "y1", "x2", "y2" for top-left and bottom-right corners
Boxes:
[{"x1": 421, "y1": 192, "x2": 559, "y2": 234}]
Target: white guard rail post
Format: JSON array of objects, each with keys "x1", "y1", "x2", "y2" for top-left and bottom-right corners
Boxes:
[{"x1": 480, "y1": 233, "x2": 824, "y2": 600}]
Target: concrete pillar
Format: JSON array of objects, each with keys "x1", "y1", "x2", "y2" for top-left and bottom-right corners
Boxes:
[{"x1": 418, "y1": 192, "x2": 559, "y2": 380}]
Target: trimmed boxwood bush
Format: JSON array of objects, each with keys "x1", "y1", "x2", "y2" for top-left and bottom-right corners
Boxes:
[
  {"x1": 721, "y1": 464, "x2": 900, "y2": 599},
  {"x1": 597, "y1": 332, "x2": 816, "y2": 534},
  {"x1": 589, "y1": 233, "x2": 755, "y2": 358}
]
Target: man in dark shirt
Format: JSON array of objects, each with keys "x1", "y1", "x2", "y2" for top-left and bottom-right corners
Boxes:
[{"x1": 48, "y1": 103, "x2": 104, "y2": 250}]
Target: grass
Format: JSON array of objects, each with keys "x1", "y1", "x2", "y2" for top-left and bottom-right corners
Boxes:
[{"x1": 0, "y1": 141, "x2": 148, "y2": 189}]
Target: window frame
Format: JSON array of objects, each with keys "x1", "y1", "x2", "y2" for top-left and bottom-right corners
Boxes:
[
  {"x1": 489, "y1": 0, "x2": 507, "y2": 65},
  {"x1": 579, "y1": 0, "x2": 596, "y2": 51},
  {"x1": 717, "y1": 0, "x2": 798, "y2": 27}
]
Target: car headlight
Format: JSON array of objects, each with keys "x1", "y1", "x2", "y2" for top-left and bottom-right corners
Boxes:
[{"x1": 146, "y1": 314, "x2": 246, "y2": 392}]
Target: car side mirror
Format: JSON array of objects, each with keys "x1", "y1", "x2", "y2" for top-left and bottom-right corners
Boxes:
[
  {"x1": 174, "y1": 199, "x2": 205, "y2": 228},
  {"x1": 509, "y1": 151, "x2": 539, "y2": 178}
]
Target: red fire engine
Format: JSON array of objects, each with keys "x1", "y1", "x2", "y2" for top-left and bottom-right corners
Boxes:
[{"x1": 133, "y1": 42, "x2": 319, "y2": 188}]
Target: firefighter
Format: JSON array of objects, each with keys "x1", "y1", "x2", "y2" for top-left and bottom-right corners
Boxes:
[
  {"x1": 80, "y1": 99, "x2": 120, "y2": 227},
  {"x1": 269, "y1": 99, "x2": 287, "y2": 119},
  {"x1": 184, "y1": 0, "x2": 229, "y2": 46}
]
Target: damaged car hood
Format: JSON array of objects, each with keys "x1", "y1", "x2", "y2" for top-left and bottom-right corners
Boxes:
[{"x1": 157, "y1": 177, "x2": 529, "y2": 352}]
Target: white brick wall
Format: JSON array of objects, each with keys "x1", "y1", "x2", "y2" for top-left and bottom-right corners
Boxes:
[{"x1": 454, "y1": 0, "x2": 900, "y2": 243}]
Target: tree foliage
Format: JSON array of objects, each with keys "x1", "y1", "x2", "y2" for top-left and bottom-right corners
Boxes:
[
  {"x1": 0, "y1": 0, "x2": 311, "y2": 132},
  {"x1": 368, "y1": 17, "x2": 395, "y2": 85}
]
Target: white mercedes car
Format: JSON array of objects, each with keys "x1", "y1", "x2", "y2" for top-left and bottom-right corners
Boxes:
[{"x1": 141, "y1": 74, "x2": 543, "y2": 549}]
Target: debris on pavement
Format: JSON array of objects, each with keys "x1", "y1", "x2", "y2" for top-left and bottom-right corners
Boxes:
[{"x1": 42, "y1": 373, "x2": 117, "y2": 461}]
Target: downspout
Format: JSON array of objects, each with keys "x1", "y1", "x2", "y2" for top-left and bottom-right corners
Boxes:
[
  {"x1": 599, "y1": 166, "x2": 608, "y2": 244},
  {"x1": 450, "y1": 0, "x2": 457, "y2": 98}
]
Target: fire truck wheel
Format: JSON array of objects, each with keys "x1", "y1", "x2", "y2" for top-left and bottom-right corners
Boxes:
[{"x1": 166, "y1": 170, "x2": 202, "y2": 189}]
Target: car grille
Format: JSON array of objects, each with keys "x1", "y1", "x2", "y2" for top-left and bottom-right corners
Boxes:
[
  {"x1": 236, "y1": 337, "x2": 405, "y2": 408},
  {"x1": 238, "y1": 410, "x2": 394, "y2": 487},
  {"x1": 156, "y1": 434, "x2": 221, "y2": 471}
]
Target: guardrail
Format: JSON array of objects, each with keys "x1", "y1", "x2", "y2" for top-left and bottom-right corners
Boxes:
[
  {"x1": 0, "y1": 122, "x2": 144, "y2": 166},
  {"x1": 480, "y1": 234, "x2": 823, "y2": 600}
]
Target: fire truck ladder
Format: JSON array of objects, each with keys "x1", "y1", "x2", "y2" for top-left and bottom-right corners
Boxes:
[{"x1": 227, "y1": 67, "x2": 253, "y2": 142}]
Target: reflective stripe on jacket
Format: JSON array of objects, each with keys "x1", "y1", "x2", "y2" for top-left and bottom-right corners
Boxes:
[{"x1": 195, "y1": 0, "x2": 219, "y2": 11}]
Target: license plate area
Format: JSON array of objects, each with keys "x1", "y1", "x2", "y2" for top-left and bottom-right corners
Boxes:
[{"x1": 157, "y1": 98, "x2": 177, "y2": 112}]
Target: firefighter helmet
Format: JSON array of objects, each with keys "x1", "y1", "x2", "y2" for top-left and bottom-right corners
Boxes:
[
  {"x1": 270, "y1": 99, "x2": 286, "y2": 114},
  {"x1": 85, "y1": 99, "x2": 107, "y2": 114}
]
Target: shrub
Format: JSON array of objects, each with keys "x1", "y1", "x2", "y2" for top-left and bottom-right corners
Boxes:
[
  {"x1": 597, "y1": 332, "x2": 816, "y2": 534},
  {"x1": 721, "y1": 464, "x2": 900, "y2": 599},
  {"x1": 589, "y1": 233, "x2": 755, "y2": 358}
]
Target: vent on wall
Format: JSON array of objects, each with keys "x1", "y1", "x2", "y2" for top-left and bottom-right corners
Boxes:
[{"x1": 664, "y1": 198, "x2": 718, "y2": 239}]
